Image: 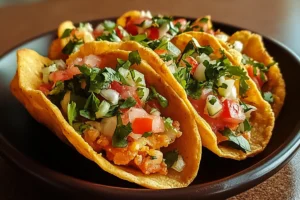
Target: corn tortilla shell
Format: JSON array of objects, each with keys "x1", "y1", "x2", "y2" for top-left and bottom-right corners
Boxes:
[
  {"x1": 10, "y1": 41, "x2": 201, "y2": 189},
  {"x1": 169, "y1": 32, "x2": 275, "y2": 160},
  {"x1": 226, "y1": 31, "x2": 286, "y2": 118}
]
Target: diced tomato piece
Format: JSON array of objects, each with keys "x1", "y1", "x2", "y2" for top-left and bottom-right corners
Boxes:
[
  {"x1": 246, "y1": 64, "x2": 268, "y2": 89},
  {"x1": 115, "y1": 27, "x2": 124, "y2": 40},
  {"x1": 49, "y1": 67, "x2": 81, "y2": 83},
  {"x1": 125, "y1": 23, "x2": 138, "y2": 35},
  {"x1": 173, "y1": 18, "x2": 187, "y2": 31},
  {"x1": 146, "y1": 27, "x2": 159, "y2": 40},
  {"x1": 185, "y1": 56, "x2": 198, "y2": 74},
  {"x1": 221, "y1": 99, "x2": 245, "y2": 124},
  {"x1": 154, "y1": 49, "x2": 168, "y2": 55},
  {"x1": 132, "y1": 117, "x2": 153, "y2": 134},
  {"x1": 93, "y1": 30, "x2": 103, "y2": 38},
  {"x1": 39, "y1": 83, "x2": 53, "y2": 94},
  {"x1": 110, "y1": 81, "x2": 142, "y2": 107}
]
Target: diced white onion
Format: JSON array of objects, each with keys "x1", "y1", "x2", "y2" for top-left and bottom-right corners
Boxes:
[
  {"x1": 132, "y1": 70, "x2": 146, "y2": 86},
  {"x1": 83, "y1": 55, "x2": 101, "y2": 67},
  {"x1": 150, "y1": 108, "x2": 161, "y2": 116},
  {"x1": 196, "y1": 53, "x2": 211, "y2": 63},
  {"x1": 79, "y1": 23, "x2": 93, "y2": 33},
  {"x1": 193, "y1": 63, "x2": 206, "y2": 81},
  {"x1": 95, "y1": 24, "x2": 104, "y2": 32},
  {"x1": 209, "y1": 60, "x2": 217, "y2": 65},
  {"x1": 143, "y1": 19, "x2": 153, "y2": 29},
  {"x1": 152, "y1": 116, "x2": 165, "y2": 133},
  {"x1": 140, "y1": 10, "x2": 152, "y2": 19},
  {"x1": 233, "y1": 40, "x2": 243, "y2": 52},
  {"x1": 205, "y1": 95, "x2": 223, "y2": 118},
  {"x1": 83, "y1": 32, "x2": 95, "y2": 42},
  {"x1": 158, "y1": 23, "x2": 170, "y2": 38},
  {"x1": 53, "y1": 60, "x2": 66, "y2": 70},
  {"x1": 95, "y1": 100, "x2": 110, "y2": 118},
  {"x1": 244, "y1": 104, "x2": 257, "y2": 118},
  {"x1": 129, "y1": 132, "x2": 142, "y2": 140},
  {"x1": 42, "y1": 64, "x2": 57, "y2": 83},
  {"x1": 100, "y1": 116, "x2": 117, "y2": 138},
  {"x1": 140, "y1": 87, "x2": 149, "y2": 102},
  {"x1": 118, "y1": 68, "x2": 135, "y2": 86},
  {"x1": 100, "y1": 89, "x2": 119, "y2": 105},
  {"x1": 215, "y1": 34, "x2": 229, "y2": 42},
  {"x1": 218, "y1": 77, "x2": 237, "y2": 99},
  {"x1": 128, "y1": 108, "x2": 149, "y2": 123},
  {"x1": 168, "y1": 62, "x2": 177, "y2": 74},
  {"x1": 171, "y1": 155, "x2": 185, "y2": 172}
]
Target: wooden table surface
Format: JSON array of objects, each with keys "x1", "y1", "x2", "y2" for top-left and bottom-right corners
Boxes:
[{"x1": 0, "y1": 0, "x2": 299, "y2": 199}]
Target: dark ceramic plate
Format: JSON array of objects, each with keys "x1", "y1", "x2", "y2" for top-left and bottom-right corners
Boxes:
[{"x1": 0, "y1": 18, "x2": 299, "y2": 200}]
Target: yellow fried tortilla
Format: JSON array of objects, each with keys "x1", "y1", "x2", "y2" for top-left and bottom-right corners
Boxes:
[
  {"x1": 224, "y1": 31, "x2": 286, "y2": 117},
  {"x1": 117, "y1": 10, "x2": 142, "y2": 27},
  {"x1": 168, "y1": 32, "x2": 275, "y2": 160},
  {"x1": 10, "y1": 41, "x2": 201, "y2": 189}
]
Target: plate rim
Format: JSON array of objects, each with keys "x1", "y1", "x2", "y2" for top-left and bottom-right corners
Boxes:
[{"x1": 0, "y1": 17, "x2": 299, "y2": 199}]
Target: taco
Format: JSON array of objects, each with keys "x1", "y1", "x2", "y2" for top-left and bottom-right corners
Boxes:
[
  {"x1": 146, "y1": 32, "x2": 275, "y2": 160},
  {"x1": 215, "y1": 31, "x2": 286, "y2": 117},
  {"x1": 10, "y1": 41, "x2": 201, "y2": 189}
]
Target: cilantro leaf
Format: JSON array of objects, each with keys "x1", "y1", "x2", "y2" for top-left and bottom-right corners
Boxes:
[
  {"x1": 79, "y1": 110, "x2": 95, "y2": 120},
  {"x1": 62, "y1": 40, "x2": 83, "y2": 55},
  {"x1": 84, "y1": 92, "x2": 100, "y2": 112},
  {"x1": 220, "y1": 128, "x2": 251, "y2": 152},
  {"x1": 128, "y1": 50, "x2": 141, "y2": 65},
  {"x1": 116, "y1": 58, "x2": 131, "y2": 70},
  {"x1": 163, "y1": 150, "x2": 179, "y2": 168},
  {"x1": 199, "y1": 17, "x2": 208, "y2": 23},
  {"x1": 49, "y1": 81, "x2": 64, "y2": 95},
  {"x1": 96, "y1": 32, "x2": 121, "y2": 42},
  {"x1": 243, "y1": 119, "x2": 252, "y2": 132},
  {"x1": 73, "y1": 123, "x2": 91, "y2": 134},
  {"x1": 150, "y1": 87, "x2": 168, "y2": 108},
  {"x1": 130, "y1": 34, "x2": 147, "y2": 42},
  {"x1": 142, "y1": 132, "x2": 152, "y2": 138},
  {"x1": 61, "y1": 28, "x2": 73, "y2": 39},
  {"x1": 67, "y1": 101, "x2": 77, "y2": 126},
  {"x1": 262, "y1": 91, "x2": 274, "y2": 103},
  {"x1": 112, "y1": 115, "x2": 132, "y2": 148},
  {"x1": 120, "y1": 97, "x2": 136, "y2": 109}
]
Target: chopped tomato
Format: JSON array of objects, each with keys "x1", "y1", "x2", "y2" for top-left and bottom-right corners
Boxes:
[
  {"x1": 154, "y1": 49, "x2": 168, "y2": 55},
  {"x1": 146, "y1": 27, "x2": 159, "y2": 40},
  {"x1": 115, "y1": 27, "x2": 125, "y2": 39},
  {"x1": 220, "y1": 99, "x2": 245, "y2": 125},
  {"x1": 49, "y1": 67, "x2": 81, "y2": 84},
  {"x1": 132, "y1": 117, "x2": 153, "y2": 134},
  {"x1": 246, "y1": 64, "x2": 268, "y2": 89},
  {"x1": 92, "y1": 30, "x2": 102, "y2": 38},
  {"x1": 39, "y1": 83, "x2": 53, "y2": 94},
  {"x1": 185, "y1": 56, "x2": 198, "y2": 74},
  {"x1": 110, "y1": 81, "x2": 142, "y2": 107},
  {"x1": 125, "y1": 23, "x2": 138, "y2": 35},
  {"x1": 173, "y1": 18, "x2": 187, "y2": 31}
]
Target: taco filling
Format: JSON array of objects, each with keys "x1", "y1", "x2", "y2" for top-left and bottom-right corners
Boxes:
[
  {"x1": 161, "y1": 38, "x2": 257, "y2": 152},
  {"x1": 39, "y1": 50, "x2": 185, "y2": 175}
]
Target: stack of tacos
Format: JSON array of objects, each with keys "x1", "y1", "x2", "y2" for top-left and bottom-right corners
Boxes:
[{"x1": 11, "y1": 10, "x2": 285, "y2": 188}]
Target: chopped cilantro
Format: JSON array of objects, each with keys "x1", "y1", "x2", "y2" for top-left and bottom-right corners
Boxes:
[
  {"x1": 142, "y1": 132, "x2": 152, "y2": 138},
  {"x1": 61, "y1": 28, "x2": 73, "y2": 39},
  {"x1": 209, "y1": 97, "x2": 217, "y2": 105},
  {"x1": 263, "y1": 91, "x2": 274, "y2": 103},
  {"x1": 120, "y1": 97, "x2": 136, "y2": 109},
  {"x1": 73, "y1": 123, "x2": 91, "y2": 134},
  {"x1": 163, "y1": 150, "x2": 179, "y2": 168},
  {"x1": 150, "y1": 87, "x2": 168, "y2": 108},
  {"x1": 130, "y1": 34, "x2": 147, "y2": 42},
  {"x1": 49, "y1": 81, "x2": 64, "y2": 95},
  {"x1": 62, "y1": 40, "x2": 83, "y2": 55},
  {"x1": 128, "y1": 50, "x2": 141, "y2": 65},
  {"x1": 243, "y1": 119, "x2": 252, "y2": 132},
  {"x1": 112, "y1": 115, "x2": 132, "y2": 148},
  {"x1": 67, "y1": 101, "x2": 77, "y2": 126},
  {"x1": 199, "y1": 17, "x2": 208, "y2": 23},
  {"x1": 220, "y1": 128, "x2": 251, "y2": 152},
  {"x1": 136, "y1": 87, "x2": 144, "y2": 99}
]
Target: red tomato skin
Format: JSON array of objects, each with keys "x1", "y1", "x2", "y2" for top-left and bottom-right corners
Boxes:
[
  {"x1": 146, "y1": 27, "x2": 159, "y2": 40},
  {"x1": 39, "y1": 83, "x2": 53, "y2": 94},
  {"x1": 246, "y1": 65, "x2": 267, "y2": 89},
  {"x1": 115, "y1": 27, "x2": 124, "y2": 40},
  {"x1": 154, "y1": 49, "x2": 168, "y2": 55},
  {"x1": 185, "y1": 56, "x2": 198, "y2": 74},
  {"x1": 132, "y1": 118, "x2": 153, "y2": 134},
  {"x1": 220, "y1": 99, "x2": 245, "y2": 124}
]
